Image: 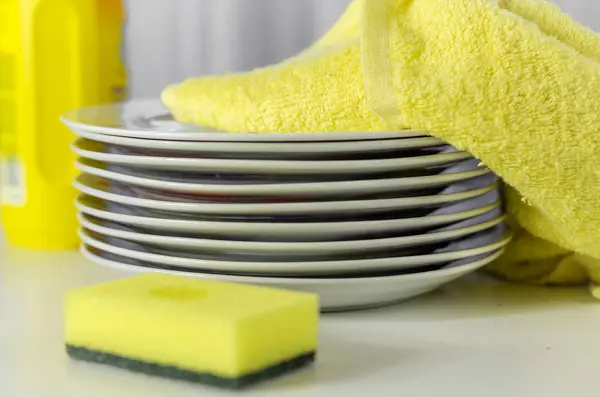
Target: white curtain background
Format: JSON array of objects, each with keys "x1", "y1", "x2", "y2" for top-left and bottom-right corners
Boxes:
[{"x1": 124, "y1": 0, "x2": 600, "y2": 98}]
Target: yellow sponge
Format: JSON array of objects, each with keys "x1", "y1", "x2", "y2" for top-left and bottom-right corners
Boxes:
[{"x1": 65, "y1": 274, "x2": 319, "y2": 389}]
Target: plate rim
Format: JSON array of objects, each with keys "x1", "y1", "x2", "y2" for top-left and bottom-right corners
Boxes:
[
  {"x1": 78, "y1": 211, "x2": 506, "y2": 253},
  {"x1": 80, "y1": 244, "x2": 505, "y2": 284},
  {"x1": 61, "y1": 99, "x2": 429, "y2": 142},
  {"x1": 75, "y1": 194, "x2": 502, "y2": 235},
  {"x1": 71, "y1": 128, "x2": 445, "y2": 153},
  {"x1": 79, "y1": 227, "x2": 512, "y2": 274},
  {"x1": 72, "y1": 139, "x2": 472, "y2": 173},
  {"x1": 74, "y1": 173, "x2": 498, "y2": 215},
  {"x1": 75, "y1": 158, "x2": 492, "y2": 196}
]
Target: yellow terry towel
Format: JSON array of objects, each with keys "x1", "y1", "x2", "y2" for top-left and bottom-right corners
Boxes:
[{"x1": 162, "y1": 0, "x2": 600, "y2": 298}]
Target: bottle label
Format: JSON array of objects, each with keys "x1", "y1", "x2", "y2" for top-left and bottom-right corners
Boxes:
[{"x1": 0, "y1": 156, "x2": 26, "y2": 206}]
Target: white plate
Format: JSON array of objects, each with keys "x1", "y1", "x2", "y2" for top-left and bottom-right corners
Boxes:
[
  {"x1": 74, "y1": 173, "x2": 498, "y2": 216},
  {"x1": 72, "y1": 128, "x2": 445, "y2": 154},
  {"x1": 82, "y1": 245, "x2": 505, "y2": 311},
  {"x1": 78, "y1": 211, "x2": 505, "y2": 255},
  {"x1": 73, "y1": 139, "x2": 472, "y2": 174},
  {"x1": 75, "y1": 195, "x2": 502, "y2": 240},
  {"x1": 79, "y1": 227, "x2": 511, "y2": 275},
  {"x1": 76, "y1": 158, "x2": 491, "y2": 197},
  {"x1": 62, "y1": 99, "x2": 429, "y2": 142}
]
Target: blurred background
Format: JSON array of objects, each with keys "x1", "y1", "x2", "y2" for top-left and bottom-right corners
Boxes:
[{"x1": 125, "y1": 0, "x2": 600, "y2": 99}]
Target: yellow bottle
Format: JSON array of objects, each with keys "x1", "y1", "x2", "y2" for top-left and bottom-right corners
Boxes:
[{"x1": 0, "y1": 0, "x2": 126, "y2": 250}]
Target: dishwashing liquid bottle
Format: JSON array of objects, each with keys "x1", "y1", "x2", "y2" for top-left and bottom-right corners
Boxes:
[{"x1": 0, "y1": 0, "x2": 126, "y2": 249}]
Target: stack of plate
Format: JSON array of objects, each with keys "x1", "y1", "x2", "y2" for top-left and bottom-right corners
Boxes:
[{"x1": 63, "y1": 99, "x2": 511, "y2": 311}]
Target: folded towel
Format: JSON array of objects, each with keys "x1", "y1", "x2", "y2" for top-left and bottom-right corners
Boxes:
[{"x1": 162, "y1": 0, "x2": 600, "y2": 298}]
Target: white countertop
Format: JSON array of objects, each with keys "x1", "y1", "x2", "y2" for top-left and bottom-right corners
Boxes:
[{"x1": 1, "y1": 242, "x2": 599, "y2": 397}]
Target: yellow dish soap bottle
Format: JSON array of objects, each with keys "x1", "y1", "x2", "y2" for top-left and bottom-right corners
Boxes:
[{"x1": 0, "y1": 0, "x2": 126, "y2": 249}]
